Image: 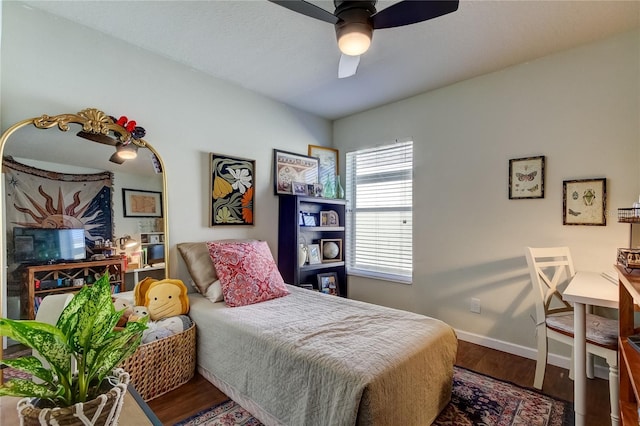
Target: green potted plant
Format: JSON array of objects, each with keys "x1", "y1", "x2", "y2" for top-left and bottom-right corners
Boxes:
[{"x1": 0, "y1": 274, "x2": 147, "y2": 425}]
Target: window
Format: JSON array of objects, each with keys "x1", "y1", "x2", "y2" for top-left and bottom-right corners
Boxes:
[{"x1": 345, "y1": 141, "x2": 413, "y2": 283}]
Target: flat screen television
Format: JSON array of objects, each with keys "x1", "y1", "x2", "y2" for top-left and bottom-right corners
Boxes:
[
  {"x1": 13, "y1": 228, "x2": 86, "y2": 264},
  {"x1": 146, "y1": 243, "x2": 165, "y2": 266}
]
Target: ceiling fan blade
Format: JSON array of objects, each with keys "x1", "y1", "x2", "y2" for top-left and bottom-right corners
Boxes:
[
  {"x1": 76, "y1": 131, "x2": 118, "y2": 146},
  {"x1": 372, "y1": 0, "x2": 459, "y2": 30},
  {"x1": 338, "y1": 54, "x2": 360, "y2": 79},
  {"x1": 268, "y1": 0, "x2": 339, "y2": 24}
]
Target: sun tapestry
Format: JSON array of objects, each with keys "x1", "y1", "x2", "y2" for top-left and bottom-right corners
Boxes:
[
  {"x1": 3, "y1": 157, "x2": 114, "y2": 258},
  {"x1": 210, "y1": 153, "x2": 255, "y2": 226}
]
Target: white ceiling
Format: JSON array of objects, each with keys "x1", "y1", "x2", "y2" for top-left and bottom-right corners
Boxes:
[{"x1": 20, "y1": 0, "x2": 640, "y2": 120}]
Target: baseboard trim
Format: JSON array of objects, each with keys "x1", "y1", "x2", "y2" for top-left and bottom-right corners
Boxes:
[{"x1": 455, "y1": 329, "x2": 609, "y2": 380}]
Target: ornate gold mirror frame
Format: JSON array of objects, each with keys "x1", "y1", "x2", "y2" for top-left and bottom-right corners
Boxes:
[{"x1": 0, "y1": 108, "x2": 169, "y2": 379}]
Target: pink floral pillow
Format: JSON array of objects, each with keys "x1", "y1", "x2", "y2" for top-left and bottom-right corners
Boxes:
[{"x1": 206, "y1": 240, "x2": 289, "y2": 307}]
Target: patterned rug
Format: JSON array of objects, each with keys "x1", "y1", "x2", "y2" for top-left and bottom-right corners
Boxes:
[
  {"x1": 175, "y1": 366, "x2": 573, "y2": 426},
  {"x1": 1, "y1": 347, "x2": 32, "y2": 381}
]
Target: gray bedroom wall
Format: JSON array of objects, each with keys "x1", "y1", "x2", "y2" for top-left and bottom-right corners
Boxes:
[
  {"x1": 0, "y1": 2, "x2": 333, "y2": 286},
  {"x1": 333, "y1": 29, "x2": 640, "y2": 361}
]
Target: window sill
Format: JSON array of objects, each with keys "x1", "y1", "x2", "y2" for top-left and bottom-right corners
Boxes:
[{"x1": 347, "y1": 269, "x2": 412, "y2": 285}]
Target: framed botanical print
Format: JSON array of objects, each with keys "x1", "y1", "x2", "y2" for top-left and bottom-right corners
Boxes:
[
  {"x1": 508, "y1": 156, "x2": 545, "y2": 199},
  {"x1": 273, "y1": 149, "x2": 319, "y2": 195},
  {"x1": 308, "y1": 145, "x2": 339, "y2": 192},
  {"x1": 563, "y1": 178, "x2": 606, "y2": 226},
  {"x1": 210, "y1": 153, "x2": 255, "y2": 226}
]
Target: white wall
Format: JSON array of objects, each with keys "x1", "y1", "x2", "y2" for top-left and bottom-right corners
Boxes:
[
  {"x1": 333, "y1": 29, "x2": 640, "y2": 352},
  {"x1": 0, "y1": 3, "x2": 332, "y2": 283}
]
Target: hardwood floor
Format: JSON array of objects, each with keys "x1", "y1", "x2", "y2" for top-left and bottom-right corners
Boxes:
[{"x1": 147, "y1": 340, "x2": 611, "y2": 425}]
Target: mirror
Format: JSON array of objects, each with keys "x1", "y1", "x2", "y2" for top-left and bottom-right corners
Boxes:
[{"x1": 0, "y1": 108, "x2": 168, "y2": 363}]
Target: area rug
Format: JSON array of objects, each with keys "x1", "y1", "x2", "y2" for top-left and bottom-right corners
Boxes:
[
  {"x1": 175, "y1": 366, "x2": 573, "y2": 426},
  {"x1": 1, "y1": 347, "x2": 32, "y2": 381}
]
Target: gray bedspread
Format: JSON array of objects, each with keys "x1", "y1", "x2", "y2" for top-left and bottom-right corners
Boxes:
[{"x1": 189, "y1": 285, "x2": 457, "y2": 426}]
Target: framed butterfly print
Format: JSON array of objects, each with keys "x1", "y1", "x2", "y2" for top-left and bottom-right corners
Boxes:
[
  {"x1": 563, "y1": 178, "x2": 606, "y2": 226},
  {"x1": 508, "y1": 156, "x2": 545, "y2": 199}
]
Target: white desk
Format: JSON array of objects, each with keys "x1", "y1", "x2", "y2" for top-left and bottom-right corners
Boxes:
[
  {"x1": 563, "y1": 271, "x2": 619, "y2": 426},
  {"x1": 125, "y1": 265, "x2": 165, "y2": 286}
]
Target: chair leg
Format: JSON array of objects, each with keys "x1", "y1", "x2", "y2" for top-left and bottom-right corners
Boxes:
[
  {"x1": 608, "y1": 362, "x2": 619, "y2": 426},
  {"x1": 534, "y1": 327, "x2": 547, "y2": 389},
  {"x1": 568, "y1": 347, "x2": 575, "y2": 381},
  {"x1": 586, "y1": 353, "x2": 594, "y2": 379}
]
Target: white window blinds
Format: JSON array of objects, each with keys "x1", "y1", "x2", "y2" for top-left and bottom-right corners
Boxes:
[{"x1": 345, "y1": 141, "x2": 413, "y2": 283}]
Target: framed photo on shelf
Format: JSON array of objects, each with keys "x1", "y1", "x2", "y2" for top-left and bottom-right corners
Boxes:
[
  {"x1": 273, "y1": 149, "x2": 319, "y2": 195},
  {"x1": 122, "y1": 188, "x2": 163, "y2": 218},
  {"x1": 292, "y1": 182, "x2": 309, "y2": 196},
  {"x1": 301, "y1": 212, "x2": 317, "y2": 227},
  {"x1": 312, "y1": 183, "x2": 324, "y2": 197},
  {"x1": 308, "y1": 145, "x2": 339, "y2": 190},
  {"x1": 320, "y1": 210, "x2": 339, "y2": 227},
  {"x1": 317, "y1": 272, "x2": 339, "y2": 296},
  {"x1": 307, "y1": 244, "x2": 322, "y2": 264},
  {"x1": 320, "y1": 239, "x2": 342, "y2": 262},
  {"x1": 563, "y1": 178, "x2": 606, "y2": 226},
  {"x1": 508, "y1": 156, "x2": 545, "y2": 199},
  {"x1": 210, "y1": 153, "x2": 255, "y2": 226}
]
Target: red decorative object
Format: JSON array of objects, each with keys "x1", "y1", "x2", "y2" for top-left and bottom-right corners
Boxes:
[{"x1": 111, "y1": 115, "x2": 146, "y2": 140}]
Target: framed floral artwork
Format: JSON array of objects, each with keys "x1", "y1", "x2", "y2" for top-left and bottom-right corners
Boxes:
[
  {"x1": 210, "y1": 153, "x2": 255, "y2": 226},
  {"x1": 563, "y1": 178, "x2": 606, "y2": 226},
  {"x1": 508, "y1": 156, "x2": 545, "y2": 199},
  {"x1": 273, "y1": 149, "x2": 319, "y2": 195}
]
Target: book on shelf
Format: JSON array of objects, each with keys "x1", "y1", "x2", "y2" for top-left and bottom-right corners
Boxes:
[
  {"x1": 33, "y1": 296, "x2": 43, "y2": 315},
  {"x1": 627, "y1": 334, "x2": 640, "y2": 353}
]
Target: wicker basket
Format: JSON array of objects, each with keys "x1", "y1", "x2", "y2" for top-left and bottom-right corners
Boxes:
[
  {"x1": 119, "y1": 323, "x2": 196, "y2": 401},
  {"x1": 618, "y1": 248, "x2": 640, "y2": 270},
  {"x1": 18, "y1": 369, "x2": 129, "y2": 426}
]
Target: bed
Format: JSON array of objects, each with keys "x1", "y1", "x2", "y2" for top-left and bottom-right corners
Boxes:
[{"x1": 179, "y1": 240, "x2": 458, "y2": 426}]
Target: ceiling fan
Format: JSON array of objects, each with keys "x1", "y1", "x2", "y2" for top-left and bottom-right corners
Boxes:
[{"x1": 268, "y1": 0, "x2": 459, "y2": 78}]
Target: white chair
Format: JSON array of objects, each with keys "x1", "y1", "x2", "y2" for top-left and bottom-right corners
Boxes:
[
  {"x1": 33, "y1": 293, "x2": 75, "y2": 375},
  {"x1": 525, "y1": 247, "x2": 618, "y2": 424}
]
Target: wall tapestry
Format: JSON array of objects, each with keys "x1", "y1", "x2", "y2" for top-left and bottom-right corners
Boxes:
[
  {"x1": 3, "y1": 157, "x2": 114, "y2": 256},
  {"x1": 210, "y1": 153, "x2": 255, "y2": 226}
]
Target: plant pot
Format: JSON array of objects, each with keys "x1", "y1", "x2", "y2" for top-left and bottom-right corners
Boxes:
[{"x1": 16, "y1": 368, "x2": 130, "y2": 426}]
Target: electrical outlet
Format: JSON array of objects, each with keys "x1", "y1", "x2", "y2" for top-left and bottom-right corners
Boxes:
[{"x1": 470, "y1": 298, "x2": 481, "y2": 314}]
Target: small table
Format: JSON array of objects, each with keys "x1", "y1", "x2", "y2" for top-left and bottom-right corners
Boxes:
[
  {"x1": 125, "y1": 265, "x2": 165, "y2": 287},
  {"x1": 0, "y1": 386, "x2": 161, "y2": 425},
  {"x1": 563, "y1": 271, "x2": 619, "y2": 426}
]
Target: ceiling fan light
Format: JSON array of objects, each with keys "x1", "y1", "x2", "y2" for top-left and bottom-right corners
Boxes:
[
  {"x1": 116, "y1": 143, "x2": 138, "y2": 160},
  {"x1": 338, "y1": 32, "x2": 371, "y2": 56},
  {"x1": 337, "y1": 22, "x2": 372, "y2": 56},
  {"x1": 109, "y1": 152, "x2": 125, "y2": 164}
]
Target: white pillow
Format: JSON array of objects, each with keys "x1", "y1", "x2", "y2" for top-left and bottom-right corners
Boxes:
[{"x1": 204, "y1": 280, "x2": 223, "y2": 303}]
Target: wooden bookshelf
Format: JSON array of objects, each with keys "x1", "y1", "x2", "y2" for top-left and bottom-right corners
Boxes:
[
  {"x1": 616, "y1": 265, "x2": 640, "y2": 425},
  {"x1": 20, "y1": 258, "x2": 126, "y2": 319}
]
